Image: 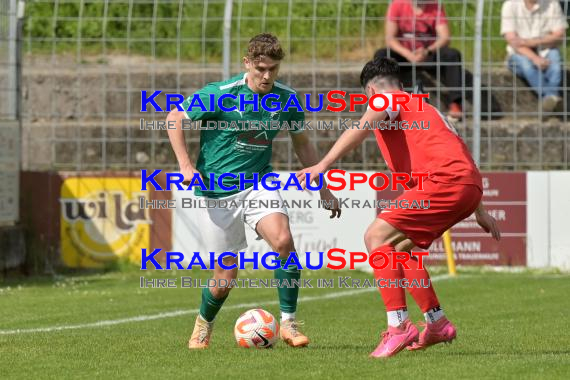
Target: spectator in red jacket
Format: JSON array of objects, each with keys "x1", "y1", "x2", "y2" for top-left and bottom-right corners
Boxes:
[{"x1": 375, "y1": 0, "x2": 464, "y2": 121}]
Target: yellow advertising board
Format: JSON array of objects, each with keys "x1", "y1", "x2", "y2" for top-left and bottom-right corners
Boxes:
[{"x1": 60, "y1": 177, "x2": 150, "y2": 268}]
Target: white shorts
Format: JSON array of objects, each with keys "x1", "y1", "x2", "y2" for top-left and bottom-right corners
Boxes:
[{"x1": 190, "y1": 187, "x2": 288, "y2": 254}]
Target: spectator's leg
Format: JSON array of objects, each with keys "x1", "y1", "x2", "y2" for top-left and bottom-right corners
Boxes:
[
  {"x1": 416, "y1": 56, "x2": 441, "y2": 109},
  {"x1": 429, "y1": 47, "x2": 463, "y2": 120},
  {"x1": 540, "y1": 48, "x2": 564, "y2": 113},
  {"x1": 436, "y1": 47, "x2": 463, "y2": 105},
  {"x1": 543, "y1": 48, "x2": 562, "y2": 98},
  {"x1": 507, "y1": 53, "x2": 542, "y2": 98}
]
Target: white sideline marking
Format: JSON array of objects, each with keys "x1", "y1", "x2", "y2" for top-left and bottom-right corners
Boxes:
[{"x1": 0, "y1": 274, "x2": 451, "y2": 335}]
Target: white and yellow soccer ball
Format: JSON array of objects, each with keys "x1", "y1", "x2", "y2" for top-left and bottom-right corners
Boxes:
[{"x1": 234, "y1": 309, "x2": 279, "y2": 348}]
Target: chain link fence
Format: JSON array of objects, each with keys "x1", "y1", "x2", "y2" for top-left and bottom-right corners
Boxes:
[{"x1": 18, "y1": 0, "x2": 570, "y2": 172}]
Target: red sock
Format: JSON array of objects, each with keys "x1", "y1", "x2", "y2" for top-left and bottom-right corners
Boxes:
[
  {"x1": 371, "y1": 244, "x2": 407, "y2": 311},
  {"x1": 403, "y1": 256, "x2": 440, "y2": 312}
]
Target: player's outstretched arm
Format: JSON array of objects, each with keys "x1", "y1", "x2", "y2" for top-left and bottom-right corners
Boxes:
[
  {"x1": 290, "y1": 131, "x2": 341, "y2": 218},
  {"x1": 474, "y1": 202, "x2": 501, "y2": 241},
  {"x1": 166, "y1": 109, "x2": 202, "y2": 184},
  {"x1": 296, "y1": 108, "x2": 387, "y2": 187}
]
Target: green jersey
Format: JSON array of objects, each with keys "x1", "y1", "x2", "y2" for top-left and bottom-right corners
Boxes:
[{"x1": 182, "y1": 73, "x2": 305, "y2": 198}]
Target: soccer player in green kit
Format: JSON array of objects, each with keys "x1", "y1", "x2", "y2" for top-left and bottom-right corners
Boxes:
[{"x1": 166, "y1": 33, "x2": 340, "y2": 349}]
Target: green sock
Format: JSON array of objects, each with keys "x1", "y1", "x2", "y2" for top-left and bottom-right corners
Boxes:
[
  {"x1": 275, "y1": 257, "x2": 301, "y2": 313},
  {"x1": 199, "y1": 287, "x2": 227, "y2": 322}
]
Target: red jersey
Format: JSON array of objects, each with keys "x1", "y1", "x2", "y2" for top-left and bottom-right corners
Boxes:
[
  {"x1": 386, "y1": 0, "x2": 448, "y2": 51},
  {"x1": 371, "y1": 91, "x2": 482, "y2": 190}
]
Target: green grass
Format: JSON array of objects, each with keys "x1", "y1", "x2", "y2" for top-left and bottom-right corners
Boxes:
[
  {"x1": 1, "y1": 268, "x2": 569, "y2": 379},
  {"x1": 24, "y1": 0, "x2": 517, "y2": 63}
]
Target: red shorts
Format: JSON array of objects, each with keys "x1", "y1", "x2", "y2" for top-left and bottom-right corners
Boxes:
[{"x1": 378, "y1": 179, "x2": 482, "y2": 249}]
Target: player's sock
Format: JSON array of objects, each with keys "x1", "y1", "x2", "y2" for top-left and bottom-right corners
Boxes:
[
  {"x1": 424, "y1": 306, "x2": 445, "y2": 324},
  {"x1": 387, "y1": 308, "x2": 409, "y2": 327},
  {"x1": 199, "y1": 287, "x2": 227, "y2": 322},
  {"x1": 371, "y1": 244, "x2": 407, "y2": 314},
  {"x1": 402, "y1": 256, "x2": 441, "y2": 315},
  {"x1": 281, "y1": 311, "x2": 296, "y2": 322},
  {"x1": 275, "y1": 258, "x2": 300, "y2": 314}
]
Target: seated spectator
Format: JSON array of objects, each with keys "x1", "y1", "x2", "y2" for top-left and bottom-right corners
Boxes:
[
  {"x1": 374, "y1": 0, "x2": 464, "y2": 121},
  {"x1": 501, "y1": 0, "x2": 568, "y2": 113}
]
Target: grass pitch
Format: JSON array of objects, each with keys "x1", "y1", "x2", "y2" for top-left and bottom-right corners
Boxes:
[{"x1": 1, "y1": 268, "x2": 569, "y2": 379}]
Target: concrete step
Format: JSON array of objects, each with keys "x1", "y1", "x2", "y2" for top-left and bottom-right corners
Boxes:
[
  {"x1": 19, "y1": 65, "x2": 570, "y2": 122},
  {"x1": 22, "y1": 117, "x2": 570, "y2": 171}
]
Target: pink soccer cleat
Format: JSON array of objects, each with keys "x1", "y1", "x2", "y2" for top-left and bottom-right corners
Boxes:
[
  {"x1": 407, "y1": 317, "x2": 457, "y2": 351},
  {"x1": 369, "y1": 320, "x2": 419, "y2": 358}
]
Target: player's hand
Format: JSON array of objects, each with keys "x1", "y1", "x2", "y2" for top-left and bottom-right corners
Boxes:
[
  {"x1": 180, "y1": 163, "x2": 203, "y2": 186},
  {"x1": 296, "y1": 163, "x2": 327, "y2": 190},
  {"x1": 475, "y1": 209, "x2": 501, "y2": 241},
  {"x1": 319, "y1": 188, "x2": 341, "y2": 219}
]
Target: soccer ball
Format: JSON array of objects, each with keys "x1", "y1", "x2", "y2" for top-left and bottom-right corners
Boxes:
[{"x1": 234, "y1": 309, "x2": 279, "y2": 348}]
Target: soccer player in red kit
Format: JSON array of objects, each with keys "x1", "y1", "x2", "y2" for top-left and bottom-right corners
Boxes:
[{"x1": 297, "y1": 58, "x2": 501, "y2": 358}]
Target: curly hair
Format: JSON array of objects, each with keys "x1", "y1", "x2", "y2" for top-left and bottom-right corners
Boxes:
[{"x1": 247, "y1": 33, "x2": 285, "y2": 61}]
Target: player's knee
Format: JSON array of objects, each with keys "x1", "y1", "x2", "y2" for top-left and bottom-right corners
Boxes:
[
  {"x1": 270, "y1": 231, "x2": 295, "y2": 255},
  {"x1": 278, "y1": 251, "x2": 301, "y2": 266},
  {"x1": 364, "y1": 228, "x2": 390, "y2": 252},
  {"x1": 219, "y1": 255, "x2": 238, "y2": 270}
]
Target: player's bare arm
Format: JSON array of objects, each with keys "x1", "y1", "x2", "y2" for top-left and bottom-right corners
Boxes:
[
  {"x1": 296, "y1": 108, "x2": 387, "y2": 187},
  {"x1": 290, "y1": 130, "x2": 341, "y2": 218},
  {"x1": 166, "y1": 109, "x2": 202, "y2": 184}
]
